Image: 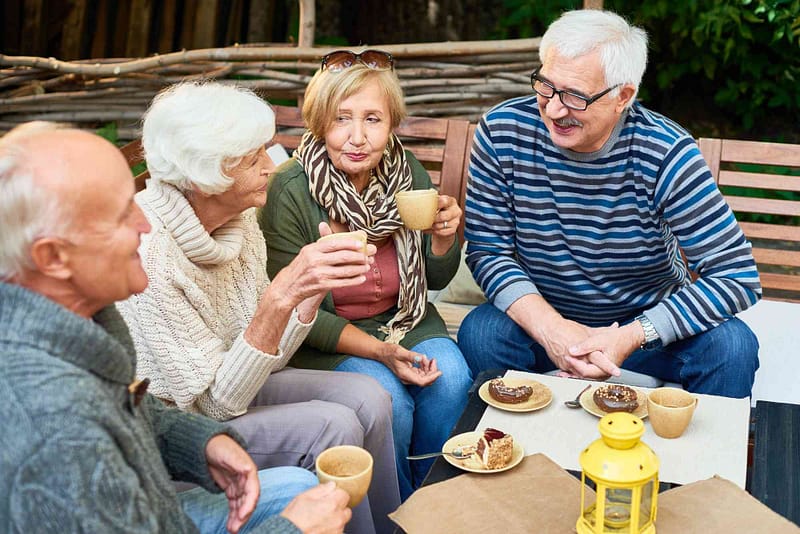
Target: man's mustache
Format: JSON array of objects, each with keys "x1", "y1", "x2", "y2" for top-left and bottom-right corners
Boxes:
[{"x1": 554, "y1": 117, "x2": 583, "y2": 128}]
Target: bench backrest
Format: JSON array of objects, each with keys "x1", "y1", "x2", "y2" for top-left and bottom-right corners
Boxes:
[
  {"x1": 699, "y1": 138, "x2": 800, "y2": 301},
  {"x1": 121, "y1": 105, "x2": 472, "y2": 240}
]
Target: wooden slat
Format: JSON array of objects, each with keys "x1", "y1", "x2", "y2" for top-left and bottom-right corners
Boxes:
[
  {"x1": 193, "y1": 0, "x2": 219, "y2": 49},
  {"x1": 61, "y1": 0, "x2": 88, "y2": 60},
  {"x1": 157, "y1": 0, "x2": 178, "y2": 53},
  {"x1": 395, "y1": 116, "x2": 449, "y2": 140},
  {"x1": 126, "y1": 0, "x2": 153, "y2": 57},
  {"x1": 698, "y1": 137, "x2": 722, "y2": 183},
  {"x1": 719, "y1": 170, "x2": 800, "y2": 191},
  {"x1": 21, "y1": 0, "x2": 45, "y2": 55},
  {"x1": 720, "y1": 139, "x2": 800, "y2": 167},
  {"x1": 750, "y1": 401, "x2": 800, "y2": 523},
  {"x1": 739, "y1": 222, "x2": 800, "y2": 242},
  {"x1": 752, "y1": 248, "x2": 800, "y2": 268},
  {"x1": 273, "y1": 105, "x2": 304, "y2": 127},
  {"x1": 726, "y1": 195, "x2": 800, "y2": 217},
  {"x1": 440, "y1": 119, "x2": 470, "y2": 205},
  {"x1": 120, "y1": 139, "x2": 144, "y2": 166},
  {"x1": 758, "y1": 273, "x2": 800, "y2": 293},
  {"x1": 134, "y1": 171, "x2": 150, "y2": 192},
  {"x1": 90, "y1": 0, "x2": 110, "y2": 57},
  {"x1": 401, "y1": 145, "x2": 444, "y2": 163}
]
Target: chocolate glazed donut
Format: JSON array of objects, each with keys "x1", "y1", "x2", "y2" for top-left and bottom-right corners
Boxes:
[
  {"x1": 593, "y1": 384, "x2": 639, "y2": 413},
  {"x1": 488, "y1": 379, "x2": 534, "y2": 404}
]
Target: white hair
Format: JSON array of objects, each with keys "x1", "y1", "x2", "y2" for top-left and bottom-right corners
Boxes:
[
  {"x1": 0, "y1": 122, "x2": 72, "y2": 280},
  {"x1": 142, "y1": 82, "x2": 276, "y2": 195},
  {"x1": 540, "y1": 10, "x2": 648, "y2": 106}
]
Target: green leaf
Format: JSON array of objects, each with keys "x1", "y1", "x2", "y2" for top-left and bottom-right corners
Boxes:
[{"x1": 95, "y1": 122, "x2": 118, "y2": 144}]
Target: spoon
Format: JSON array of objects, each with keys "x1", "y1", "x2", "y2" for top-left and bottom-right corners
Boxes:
[
  {"x1": 564, "y1": 384, "x2": 592, "y2": 409},
  {"x1": 407, "y1": 447, "x2": 474, "y2": 461}
]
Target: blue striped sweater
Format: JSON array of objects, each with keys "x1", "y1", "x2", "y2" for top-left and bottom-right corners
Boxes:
[{"x1": 465, "y1": 96, "x2": 761, "y2": 346}]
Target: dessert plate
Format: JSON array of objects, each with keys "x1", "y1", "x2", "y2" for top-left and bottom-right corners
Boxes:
[
  {"x1": 478, "y1": 378, "x2": 553, "y2": 413},
  {"x1": 440, "y1": 431, "x2": 524, "y2": 474},
  {"x1": 579, "y1": 385, "x2": 648, "y2": 419}
]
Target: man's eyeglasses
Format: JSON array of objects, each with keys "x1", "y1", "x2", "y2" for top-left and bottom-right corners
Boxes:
[
  {"x1": 530, "y1": 67, "x2": 620, "y2": 111},
  {"x1": 321, "y1": 50, "x2": 394, "y2": 73}
]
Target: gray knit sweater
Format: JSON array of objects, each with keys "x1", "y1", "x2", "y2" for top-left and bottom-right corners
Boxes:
[{"x1": 0, "y1": 282, "x2": 298, "y2": 533}]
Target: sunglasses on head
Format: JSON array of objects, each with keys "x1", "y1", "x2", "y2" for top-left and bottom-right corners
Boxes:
[{"x1": 321, "y1": 49, "x2": 394, "y2": 72}]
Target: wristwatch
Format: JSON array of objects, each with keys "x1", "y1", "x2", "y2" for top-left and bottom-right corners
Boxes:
[{"x1": 636, "y1": 314, "x2": 661, "y2": 350}]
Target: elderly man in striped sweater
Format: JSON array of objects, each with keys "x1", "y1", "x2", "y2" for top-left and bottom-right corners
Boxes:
[{"x1": 458, "y1": 9, "x2": 761, "y2": 398}]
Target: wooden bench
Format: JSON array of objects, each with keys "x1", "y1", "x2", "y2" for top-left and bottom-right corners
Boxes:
[{"x1": 698, "y1": 138, "x2": 800, "y2": 302}]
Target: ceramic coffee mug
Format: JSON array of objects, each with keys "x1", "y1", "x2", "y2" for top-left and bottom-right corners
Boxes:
[
  {"x1": 395, "y1": 189, "x2": 439, "y2": 230},
  {"x1": 317, "y1": 230, "x2": 368, "y2": 256},
  {"x1": 316, "y1": 445, "x2": 373, "y2": 508},
  {"x1": 647, "y1": 387, "x2": 698, "y2": 439}
]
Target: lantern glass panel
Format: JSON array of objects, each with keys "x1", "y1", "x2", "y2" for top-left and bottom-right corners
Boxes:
[
  {"x1": 638, "y1": 480, "x2": 654, "y2": 528},
  {"x1": 604, "y1": 487, "x2": 633, "y2": 530}
]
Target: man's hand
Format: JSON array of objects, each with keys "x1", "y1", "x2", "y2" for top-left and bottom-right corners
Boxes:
[
  {"x1": 281, "y1": 482, "x2": 351, "y2": 534},
  {"x1": 507, "y1": 294, "x2": 622, "y2": 379},
  {"x1": 561, "y1": 321, "x2": 642, "y2": 379},
  {"x1": 205, "y1": 434, "x2": 261, "y2": 534}
]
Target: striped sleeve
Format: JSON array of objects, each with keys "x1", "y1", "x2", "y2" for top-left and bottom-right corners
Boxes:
[
  {"x1": 465, "y1": 112, "x2": 540, "y2": 312},
  {"x1": 645, "y1": 136, "x2": 761, "y2": 344}
]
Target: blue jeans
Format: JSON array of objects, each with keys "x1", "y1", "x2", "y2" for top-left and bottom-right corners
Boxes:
[
  {"x1": 180, "y1": 466, "x2": 317, "y2": 533},
  {"x1": 335, "y1": 337, "x2": 472, "y2": 500},
  {"x1": 458, "y1": 303, "x2": 759, "y2": 398}
]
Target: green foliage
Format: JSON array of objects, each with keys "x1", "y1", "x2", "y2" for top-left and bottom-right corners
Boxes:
[
  {"x1": 95, "y1": 122, "x2": 118, "y2": 144},
  {"x1": 608, "y1": 0, "x2": 800, "y2": 137},
  {"x1": 491, "y1": 0, "x2": 580, "y2": 39}
]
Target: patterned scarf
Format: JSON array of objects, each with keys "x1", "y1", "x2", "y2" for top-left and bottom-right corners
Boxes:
[{"x1": 296, "y1": 131, "x2": 427, "y2": 344}]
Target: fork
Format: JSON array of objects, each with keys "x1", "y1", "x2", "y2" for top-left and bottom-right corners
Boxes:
[{"x1": 407, "y1": 447, "x2": 474, "y2": 460}]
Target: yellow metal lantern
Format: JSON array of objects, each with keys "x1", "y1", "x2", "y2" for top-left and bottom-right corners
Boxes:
[{"x1": 577, "y1": 412, "x2": 659, "y2": 533}]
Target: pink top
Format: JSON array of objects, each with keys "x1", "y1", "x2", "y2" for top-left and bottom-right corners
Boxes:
[{"x1": 332, "y1": 238, "x2": 400, "y2": 320}]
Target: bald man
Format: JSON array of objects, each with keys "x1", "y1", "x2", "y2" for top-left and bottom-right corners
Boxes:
[{"x1": 0, "y1": 123, "x2": 350, "y2": 534}]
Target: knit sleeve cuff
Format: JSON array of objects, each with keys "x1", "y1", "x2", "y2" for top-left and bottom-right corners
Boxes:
[
  {"x1": 153, "y1": 404, "x2": 246, "y2": 490},
  {"x1": 643, "y1": 305, "x2": 679, "y2": 346},
  {"x1": 493, "y1": 280, "x2": 541, "y2": 313},
  {"x1": 207, "y1": 333, "x2": 283, "y2": 418},
  {"x1": 276, "y1": 308, "x2": 314, "y2": 367}
]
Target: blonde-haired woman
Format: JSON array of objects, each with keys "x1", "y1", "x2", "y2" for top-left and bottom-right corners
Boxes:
[{"x1": 260, "y1": 51, "x2": 472, "y2": 500}]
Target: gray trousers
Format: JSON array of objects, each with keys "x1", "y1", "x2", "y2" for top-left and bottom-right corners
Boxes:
[{"x1": 227, "y1": 367, "x2": 401, "y2": 534}]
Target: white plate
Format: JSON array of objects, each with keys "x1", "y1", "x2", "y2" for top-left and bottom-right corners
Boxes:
[
  {"x1": 579, "y1": 385, "x2": 648, "y2": 419},
  {"x1": 478, "y1": 378, "x2": 553, "y2": 413},
  {"x1": 441, "y1": 431, "x2": 524, "y2": 474}
]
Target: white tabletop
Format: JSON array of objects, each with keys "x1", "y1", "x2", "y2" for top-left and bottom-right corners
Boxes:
[{"x1": 476, "y1": 370, "x2": 751, "y2": 488}]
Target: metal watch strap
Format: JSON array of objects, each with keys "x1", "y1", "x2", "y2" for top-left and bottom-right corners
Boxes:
[{"x1": 636, "y1": 314, "x2": 660, "y2": 350}]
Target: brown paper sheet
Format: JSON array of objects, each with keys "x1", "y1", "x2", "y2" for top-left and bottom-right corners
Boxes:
[
  {"x1": 657, "y1": 476, "x2": 800, "y2": 533},
  {"x1": 389, "y1": 453, "x2": 590, "y2": 534},
  {"x1": 390, "y1": 454, "x2": 799, "y2": 533}
]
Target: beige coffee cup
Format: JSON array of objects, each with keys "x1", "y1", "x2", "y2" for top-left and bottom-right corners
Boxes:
[
  {"x1": 395, "y1": 189, "x2": 439, "y2": 230},
  {"x1": 647, "y1": 387, "x2": 698, "y2": 439},
  {"x1": 315, "y1": 445, "x2": 373, "y2": 508},
  {"x1": 317, "y1": 230, "x2": 368, "y2": 255}
]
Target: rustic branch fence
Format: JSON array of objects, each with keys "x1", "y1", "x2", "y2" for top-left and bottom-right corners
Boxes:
[{"x1": 0, "y1": 38, "x2": 540, "y2": 141}]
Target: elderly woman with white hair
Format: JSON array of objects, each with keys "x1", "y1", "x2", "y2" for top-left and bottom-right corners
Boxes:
[{"x1": 118, "y1": 82, "x2": 400, "y2": 534}]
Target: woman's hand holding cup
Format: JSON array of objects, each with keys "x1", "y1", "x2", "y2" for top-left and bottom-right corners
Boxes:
[{"x1": 430, "y1": 194, "x2": 461, "y2": 255}]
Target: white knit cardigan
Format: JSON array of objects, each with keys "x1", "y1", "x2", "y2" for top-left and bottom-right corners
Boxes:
[{"x1": 118, "y1": 181, "x2": 313, "y2": 421}]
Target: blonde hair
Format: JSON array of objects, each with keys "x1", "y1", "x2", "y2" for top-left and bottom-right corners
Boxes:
[{"x1": 302, "y1": 64, "x2": 406, "y2": 138}]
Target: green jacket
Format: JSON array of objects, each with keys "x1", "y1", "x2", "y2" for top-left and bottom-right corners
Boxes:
[
  {"x1": 0, "y1": 282, "x2": 298, "y2": 534},
  {"x1": 258, "y1": 153, "x2": 460, "y2": 370}
]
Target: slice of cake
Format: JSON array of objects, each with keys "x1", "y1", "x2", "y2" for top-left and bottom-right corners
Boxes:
[{"x1": 475, "y1": 428, "x2": 514, "y2": 469}]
